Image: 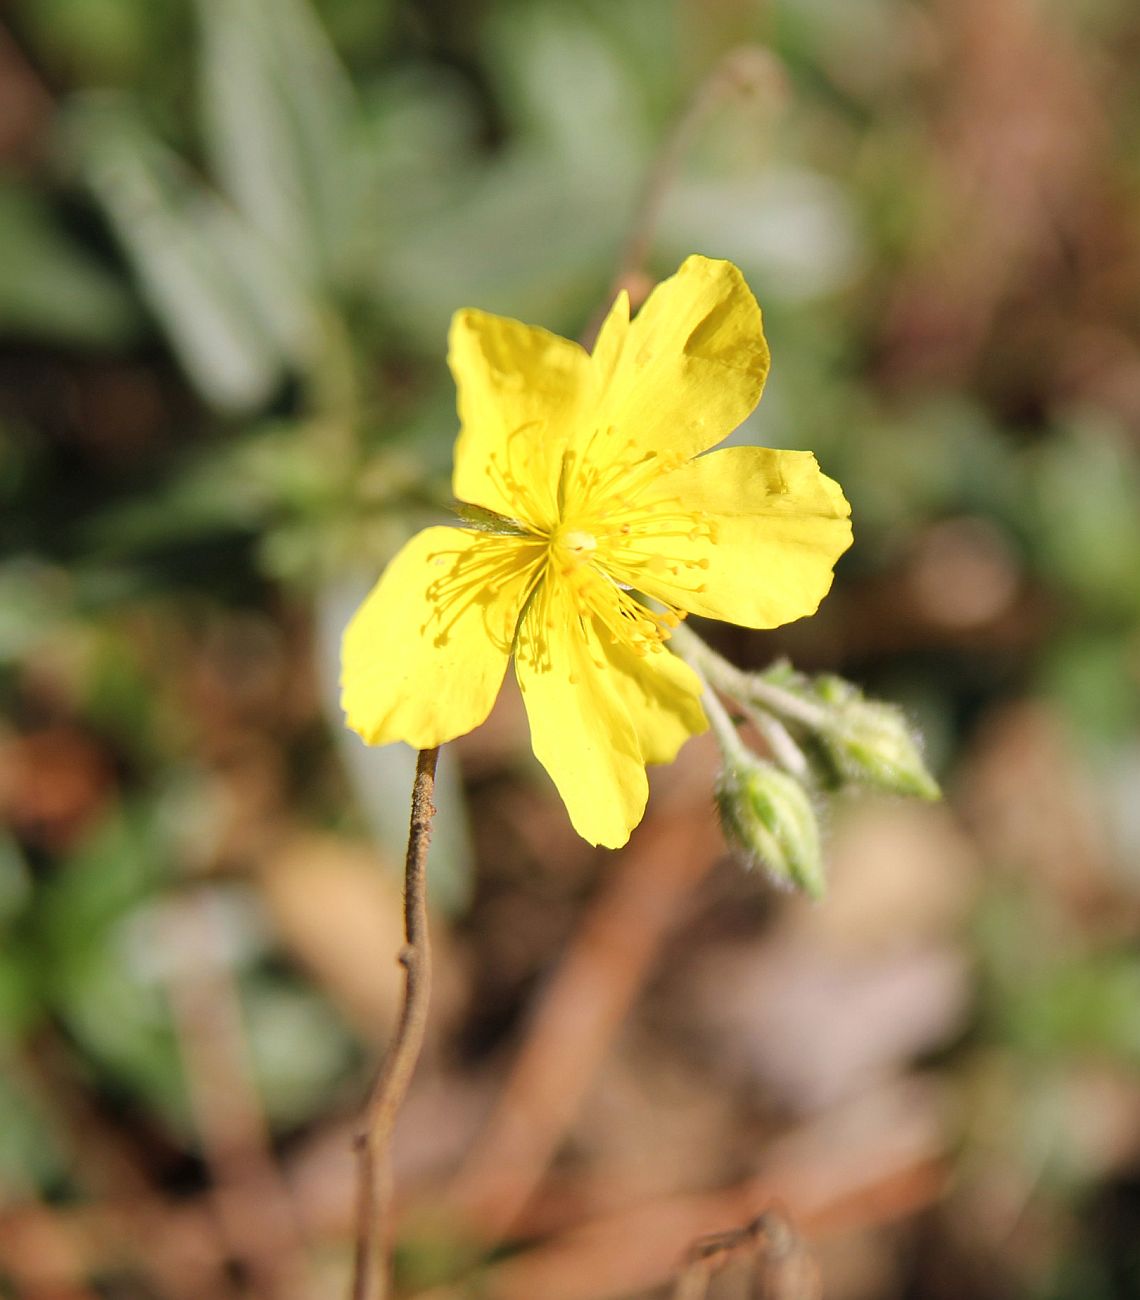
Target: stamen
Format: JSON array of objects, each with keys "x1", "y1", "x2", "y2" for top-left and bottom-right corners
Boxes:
[
  {"x1": 422, "y1": 534, "x2": 545, "y2": 649},
  {"x1": 485, "y1": 422, "x2": 557, "y2": 530},
  {"x1": 530, "y1": 432, "x2": 722, "y2": 659}
]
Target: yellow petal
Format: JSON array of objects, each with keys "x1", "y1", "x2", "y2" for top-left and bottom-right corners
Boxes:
[
  {"x1": 587, "y1": 255, "x2": 769, "y2": 462},
  {"x1": 600, "y1": 641, "x2": 708, "y2": 764},
  {"x1": 641, "y1": 446, "x2": 852, "y2": 628},
  {"x1": 514, "y1": 578, "x2": 648, "y2": 848},
  {"x1": 341, "y1": 526, "x2": 543, "y2": 750},
  {"x1": 448, "y1": 309, "x2": 589, "y2": 529}
]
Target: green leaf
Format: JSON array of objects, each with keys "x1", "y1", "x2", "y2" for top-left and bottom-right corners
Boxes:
[
  {"x1": 34, "y1": 803, "x2": 186, "y2": 1118},
  {"x1": 0, "y1": 1066, "x2": 66, "y2": 1192},
  {"x1": 194, "y1": 0, "x2": 357, "y2": 276},
  {"x1": 0, "y1": 560, "x2": 69, "y2": 665},
  {"x1": 64, "y1": 95, "x2": 316, "y2": 411},
  {"x1": 486, "y1": 1, "x2": 648, "y2": 173},
  {"x1": 240, "y1": 974, "x2": 357, "y2": 1127},
  {"x1": 0, "y1": 178, "x2": 139, "y2": 346},
  {"x1": 0, "y1": 833, "x2": 32, "y2": 928},
  {"x1": 11, "y1": 0, "x2": 181, "y2": 87},
  {"x1": 373, "y1": 4, "x2": 651, "y2": 345},
  {"x1": 1027, "y1": 416, "x2": 1140, "y2": 619}
]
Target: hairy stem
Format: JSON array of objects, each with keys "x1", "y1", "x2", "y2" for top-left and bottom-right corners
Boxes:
[
  {"x1": 670, "y1": 629, "x2": 749, "y2": 764},
  {"x1": 671, "y1": 623, "x2": 829, "y2": 731},
  {"x1": 742, "y1": 704, "x2": 811, "y2": 779},
  {"x1": 350, "y1": 746, "x2": 439, "y2": 1300}
]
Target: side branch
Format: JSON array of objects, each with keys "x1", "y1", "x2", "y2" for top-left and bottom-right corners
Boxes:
[
  {"x1": 581, "y1": 45, "x2": 787, "y2": 348},
  {"x1": 672, "y1": 1211, "x2": 819, "y2": 1300},
  {"x1": 351, "y1": 746, "x2": 440, "y2": 1300}
]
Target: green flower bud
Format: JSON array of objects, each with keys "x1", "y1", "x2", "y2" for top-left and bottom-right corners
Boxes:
[
  {"x1": 716, "y1": 756, "x2": 825, "y2": 899},
  {"x1": 813, "y1": 678, "x2": 940, "y2": 800}
]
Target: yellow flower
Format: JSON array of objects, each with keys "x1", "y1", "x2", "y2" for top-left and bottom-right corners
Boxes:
[{"x1": 341, "y1": 256, "x2": 851, "y2": 848}]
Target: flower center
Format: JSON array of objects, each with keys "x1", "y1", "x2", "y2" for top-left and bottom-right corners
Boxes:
[
  {"x1": 558, "y1": 528, "x2": 597, "y2": 559},
  {"x1": 501, "y1": 435, "x2": 724, "y2": 665},
  {"x1": 558, "y1": 435, "x2": 716, "y2": 586}
]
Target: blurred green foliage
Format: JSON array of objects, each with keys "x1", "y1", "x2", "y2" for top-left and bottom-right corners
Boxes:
[{"x1": 2, "y1": 0, "x2": 1140, "y2": 1296}]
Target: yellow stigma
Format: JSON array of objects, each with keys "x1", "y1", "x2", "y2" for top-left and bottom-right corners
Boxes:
[{"x1": 560, "y1": 529, "x2": 597, "y2": 557}]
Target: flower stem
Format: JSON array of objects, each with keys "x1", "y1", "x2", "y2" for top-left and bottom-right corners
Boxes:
[
  {"x1": 671, "y1": 624, "x2": 813, "y2": 776},
  {"x1": 670, "y1": 624, "x2": 829, "y2": 730},
  {"x1": 350, "y1": 746, "x2": 439, "y2": 1300},
  {"x1": 742, "y1": 705, "x2": 811, "y2": 780},
  {"x1": 670, "y1": 627, "x2": 747, "y2": 762},
  {"x1": 699, "y1": 678, "x2": 749, "y2": 763}
]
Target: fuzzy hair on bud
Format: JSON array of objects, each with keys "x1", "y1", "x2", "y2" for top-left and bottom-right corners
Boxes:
[{"x1": 716, "y1": 755, "x2": 825, "y2": 899}]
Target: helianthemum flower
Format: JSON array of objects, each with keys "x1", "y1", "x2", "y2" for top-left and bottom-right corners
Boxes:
[{"x1": 342, "y1": 255, "x2": 852, "y2": 847}]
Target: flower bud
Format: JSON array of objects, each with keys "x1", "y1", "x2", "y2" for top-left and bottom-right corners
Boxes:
[
  {"x1": 716, "y1": 756, "x2": 825, "y2": 899},
  {"x1": 814, "y1": 678, "x2": 940, "y2": 800}
]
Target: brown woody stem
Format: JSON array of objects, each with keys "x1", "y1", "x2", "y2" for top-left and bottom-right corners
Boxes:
[{"x1": 350, "y1": 746, "x2": 440, "y2": 1300}]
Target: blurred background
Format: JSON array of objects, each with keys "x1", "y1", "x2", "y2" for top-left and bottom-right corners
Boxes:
[{"x1": 2, "y1": 0, "x2": 1140, "y2": 1296}]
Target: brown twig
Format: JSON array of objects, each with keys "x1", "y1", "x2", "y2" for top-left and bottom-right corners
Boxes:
[
  {"x1": 420, "y1": 1078, "x2": 947, "y2": 1300},
  {"x1": 446, "y1": 806, "x2": 722, "y2": 1241},
  {"x1": 580, "y1": 45, "x2": 788, "y2": 349},
  {"x1": 351, "y1": 746, "x2": 440, "y2": 1300},
  {"x1": 672, "y1": 1211, "x2": 820, "y2": 1300}
]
